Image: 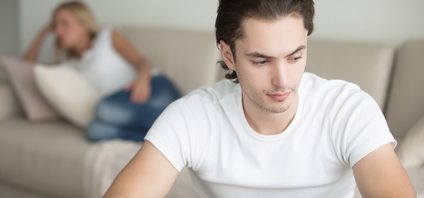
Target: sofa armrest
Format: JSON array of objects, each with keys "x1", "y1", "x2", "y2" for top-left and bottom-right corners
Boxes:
[
  {"x1": 0, "y1": 84, "x2": 22, "y2": 121},
  {"x1": 0, "y1": 59, "x2": 7, "y2": 84}
]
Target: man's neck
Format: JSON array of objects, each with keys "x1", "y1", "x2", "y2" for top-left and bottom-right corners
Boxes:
[{"x1": 242, "y1": 92, "x2": 298, "y2": 136}]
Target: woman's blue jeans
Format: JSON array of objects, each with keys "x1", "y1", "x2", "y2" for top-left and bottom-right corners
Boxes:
[{"x1": 87, "y1": 75, "x2": 181, "y2": 142}]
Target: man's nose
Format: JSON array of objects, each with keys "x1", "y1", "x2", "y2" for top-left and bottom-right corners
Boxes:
[{"x1": 271, "y1": 62, "x2": 289, "y2": 88}]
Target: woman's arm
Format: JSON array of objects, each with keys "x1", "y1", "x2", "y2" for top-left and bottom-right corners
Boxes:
[
  {"x1": 23, "y1": 24, "x2": 52, "y2": 62},
  {"x1": 112, "y1": 29, "x2": 152, "y2": 103}
]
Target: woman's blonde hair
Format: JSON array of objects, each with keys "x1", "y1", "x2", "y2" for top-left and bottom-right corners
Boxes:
[{"x1": 52, "y1": 1, "x2": 99, "y2": 59}]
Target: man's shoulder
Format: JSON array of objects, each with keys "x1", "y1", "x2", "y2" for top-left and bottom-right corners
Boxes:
[
  {"x1": 179, "y1": 80, "x2": 239, "y2": 105},
  {"x1": 160, "y1": 80, "x2": 238, "y2": 125},
  {"x1": 301, "y1": 72, "x2": 376, "y2": 112},
  {"x1": 302, "y1": 72, "x2": 363, "y2": 98},
  {"x1": 302, "y1": 72, "x2": 357, "y2": 89}
]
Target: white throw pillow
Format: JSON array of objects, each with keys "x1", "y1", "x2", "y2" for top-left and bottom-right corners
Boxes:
[
  {"x1": 34, "y1": 64, "x2": 101, "y2": 128},
  {"x1": 397, "y1": 116, "x2": 424, "y2": 168}
]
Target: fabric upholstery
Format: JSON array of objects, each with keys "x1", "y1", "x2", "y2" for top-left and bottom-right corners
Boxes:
[
  {"x1": 405, "y1": 167, "x2": 424, "y2": 196},
  {"x1": 0, "y1": 59, "x2": 7, "y2": 84},
  {"x1": 0, "y1": 119, "x2": 89, "y2": 198},
  {"x1": 398, "y1": 115, "x2": 424, "y2": 168},
  {"x1": 0, "y1": 181, "x2": 54, "y2": 198},
  {"x1": 0, "y1": 57, "x2": 59, "y2": 121},
  {"x1": 385, "y1": 41, "x2": 424, "y2": 139},
  {"x1": 306, "y1": 40, "x2": 395, "y2": 108},
  {"x1": 118, "y1": 27, "x2": 220, "y2": 95},
  {"x1": 0, "y1": 84, "x2": 22, "y2": 120}
]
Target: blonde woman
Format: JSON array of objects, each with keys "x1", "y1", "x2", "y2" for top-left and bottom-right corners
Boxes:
[{"x1": 24, "y1": 1, "x2": 181, "y2": 142}]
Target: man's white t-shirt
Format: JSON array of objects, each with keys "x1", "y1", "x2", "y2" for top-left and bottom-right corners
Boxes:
[{"x1": 145, "y1": 72, "x2": 396, "y2": 198}]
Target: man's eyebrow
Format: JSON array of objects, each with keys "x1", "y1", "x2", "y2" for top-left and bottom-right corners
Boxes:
[
  {"x1": 286, "y1": 45, "x2": 306, "y2": 57},
  {"x1": 245, "y1": 45, "x2": 306, "y2": 59},
  {"x1": 245, "y1": 52, "x2": 273, "y2": 59}
]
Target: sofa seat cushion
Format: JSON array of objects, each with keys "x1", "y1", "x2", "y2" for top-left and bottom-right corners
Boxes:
[
  {"x1": 0, "y1": 118, "x2": 89, "y2": 198},
  {"x1": 397, "y1": 115, "x2": 424, "y2": 168}
]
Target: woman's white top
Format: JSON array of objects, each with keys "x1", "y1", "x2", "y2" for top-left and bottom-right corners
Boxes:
[{"x1": 65, "y1": 28, "x2": 136, "y2": 96}]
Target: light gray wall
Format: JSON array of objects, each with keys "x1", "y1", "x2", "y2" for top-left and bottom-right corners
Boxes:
[
  {"x1": 0, "y1": 0, "x2": 20, "y2": 56},
  {"x1": 19, "y1": 0, "x2": 424, "y2": 55}
]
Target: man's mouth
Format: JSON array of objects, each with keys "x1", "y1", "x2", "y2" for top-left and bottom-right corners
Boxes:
[{"x1": 266, "y1": 91, "x2": 291, "y2": 102}]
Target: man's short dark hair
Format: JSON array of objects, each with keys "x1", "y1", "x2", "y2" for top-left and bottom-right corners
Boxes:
[{"x1": 215, "y1": 0, "x2": 315, "y2": 82}]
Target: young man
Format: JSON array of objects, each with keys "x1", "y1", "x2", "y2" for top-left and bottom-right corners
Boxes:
[{"x1": 105, "y1": 0, "x2": 416, "y2": 197}]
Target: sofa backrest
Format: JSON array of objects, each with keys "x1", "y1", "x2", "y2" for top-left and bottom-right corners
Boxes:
[
  {"x1": 385, "y1": 41, "x2": 424, "y2": 139},
  {"x1": 1, "y1": 26, "x2": 420, "y2": 141},
  {"x1": 306, "y1": 39, "x2": 396, "y2": 109},
  {"x1": 118, "y1": 26, "x2": 220, "y2": 95}
]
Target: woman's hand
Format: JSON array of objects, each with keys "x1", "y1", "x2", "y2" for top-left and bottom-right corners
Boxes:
[
  {"x1": 40, "y1": 22, "x2": 54, "y2": 36},
  {"x1": 126, "y1": 74, "x2": 151, "y2": 104},
  {"x1": 112, "y1": 29, "x2": 154, "y2": 104},
  {"x1": 23, "y1": 23, "x2": 53, "y2": 62}
]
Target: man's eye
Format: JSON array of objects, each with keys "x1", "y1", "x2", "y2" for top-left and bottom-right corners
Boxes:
[
  {"x1": 289, "y1": 56, "x2": 303, "y2": 62},
  {"x1": 253, "y1": 60, "x2": 268, "y2": 65}
]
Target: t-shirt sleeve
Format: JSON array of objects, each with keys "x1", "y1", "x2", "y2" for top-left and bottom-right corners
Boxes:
[
  {"x1": 144, "y1": 100, "x2": 191, "y2": 172},
  {"x1": 331, "y1": 86, "x2": 397, "y2": 168}
]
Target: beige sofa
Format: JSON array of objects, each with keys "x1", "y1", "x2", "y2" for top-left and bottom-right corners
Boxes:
[{"x1": 0, "y1": 27, "x2": 423, "y2": 197}]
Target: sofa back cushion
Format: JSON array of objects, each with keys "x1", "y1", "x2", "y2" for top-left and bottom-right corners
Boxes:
[
  {"x1": 306, "y1": 40, "x2": 395, "y2": 109},
  {"x1": 118, "y1": 27, "x2": 220, "y2": 95},
  {"x1": 385, "y1": 41, "x2": 424, "y2": 139}
]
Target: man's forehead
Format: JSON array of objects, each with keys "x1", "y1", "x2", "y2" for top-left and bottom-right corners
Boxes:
[
  {"x1": 241, "y1": 15, "x2": 306, "y2": 35},
  {"x1": 237, "y1": 16, "x2": 308, "y2": 56}
]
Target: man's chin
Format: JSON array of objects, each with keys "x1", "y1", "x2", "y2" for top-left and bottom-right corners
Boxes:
[
  {"x1": 260, "y1": 102, "x2": 291, "y2": 113},
  {"x1": 262, "y1": 91, "x2": 296, "y2": 113},
  {"x1": 269, "y1": 106, "x2": 290, "y2": 113},
  {"x1": 265, "y1": 96, "x2": 294, "y2": 113}
]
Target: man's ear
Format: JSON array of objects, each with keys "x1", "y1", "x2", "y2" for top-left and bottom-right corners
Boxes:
[{"x1": 219, "y1": 40, "x2": 236, "y2": 71}]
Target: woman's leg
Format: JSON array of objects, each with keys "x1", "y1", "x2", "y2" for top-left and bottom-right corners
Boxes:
[
  {"x1": 86, "y1": 119, "x2": 147, "y2": 142},
  {"x1": 127, "y1": 75, "x2": 182, "y2": 128},
  {"x1": 93, "y1": 91, "x2": 138, "y2": 128},
  {"x1": 89, "y1": 75, "x2": 181, "y2": 138}
]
